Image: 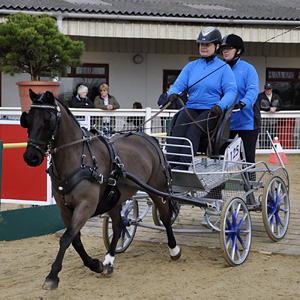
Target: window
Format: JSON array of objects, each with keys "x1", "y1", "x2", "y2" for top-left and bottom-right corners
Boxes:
[
  {"x1": 266, "y1": 68, "x2": 300, "y2": 110},
  {"x1": 162, "y1": 70, "x2": 181, "y2": 93},
  {"x1": 43, "y1": 63, "x2": 109, "y2": 106}
]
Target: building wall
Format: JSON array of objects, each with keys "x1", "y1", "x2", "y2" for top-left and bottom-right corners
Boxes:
[{"x1": 2, "y1": 37, "x2": 300, "y2": 108}]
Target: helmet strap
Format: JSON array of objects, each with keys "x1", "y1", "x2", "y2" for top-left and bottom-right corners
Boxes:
[{"x1": 225, "y1": 48, "x2": 241, "y2": 68}]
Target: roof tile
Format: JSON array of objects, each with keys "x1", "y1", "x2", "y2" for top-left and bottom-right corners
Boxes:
[{"x1": 0, "y1": 0, "x2": 300, "y2": 21}]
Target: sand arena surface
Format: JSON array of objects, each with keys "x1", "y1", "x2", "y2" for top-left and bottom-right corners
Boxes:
[{"x1": 1, "y1": 154, "x2": 300, "y2": 299}]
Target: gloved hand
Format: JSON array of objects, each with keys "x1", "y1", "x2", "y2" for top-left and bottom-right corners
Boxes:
[
  {"x1": 168, "y1": 93, "x2": 179, "y2": 103},
  {"x1": 234, "y1": 101, "x2": 246, "y2": 110},
  {"x1": 210, "y1": 105, "x2": 222, "y2": 116}
]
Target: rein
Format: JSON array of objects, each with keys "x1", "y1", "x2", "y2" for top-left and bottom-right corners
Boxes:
[
  {"x1": 50, "y1": 134, "x2": 100, "y2": 154},
  {"x1": 26, "y1": 100, "x2": 101, "y2": 155}
]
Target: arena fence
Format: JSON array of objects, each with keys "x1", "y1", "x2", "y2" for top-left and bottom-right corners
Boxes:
[
  {"x1": 1, "y1": 107, "x2": 300, "y2": 154},
  {"x1": 0, "y1": 141, "x2": 65, "y2": 241}
]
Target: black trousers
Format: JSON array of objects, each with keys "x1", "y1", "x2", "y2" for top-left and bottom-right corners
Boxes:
[
  {"x1": 230, "y1": 128, "x2": 259, "y2": 181},
  {"x1": 167, "y1": 108, "x2": 218, "y2": 164},
  {"x1": 230, "y1": 129, "x2": 259, "y2": 164}
]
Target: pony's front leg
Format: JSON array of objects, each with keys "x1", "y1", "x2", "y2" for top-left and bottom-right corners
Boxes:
[
  {"x1": 102, "y1": 205, "x2": 123, "y2": 275},
  {"x1": 72, "y1": 232, "x2": 103, "y2": 273},
  {"x1": 42, "y1": 227, "x2": 75, "y2": 290},
  {"x1": 43, "y1": 203, "x2": 95, "y2": 290}
]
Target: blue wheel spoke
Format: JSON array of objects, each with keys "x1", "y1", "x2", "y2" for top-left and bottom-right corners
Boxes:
[
  {"x1": 237, "y1": 214, "x2": 248, "y2": 229},
  {"x1": 237, "y1": 235, "x2": 246, "y2": 250},
  {"x1": 280, "y1": 207, "x2": 288, "y2": 213},
  {"x1": 240, "y1": 229, "x2": 251, "y2": 234},
  {"x1": 225, "y1": 233, "x2": 233, "y2": 248},
  {"x1": 230, "y1": 235, "x2": 237, "y2": 259}
]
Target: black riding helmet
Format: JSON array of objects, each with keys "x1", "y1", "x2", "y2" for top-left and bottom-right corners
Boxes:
[
  {"x1": 196, "y1": 27, "x2": 222, "y2": 59},
  {"x1": 196, "y1": 26, "x2": 222, "y2": 44},
  {"x1": 221, "y1": 34, "x2": 245, "y2": 55}
]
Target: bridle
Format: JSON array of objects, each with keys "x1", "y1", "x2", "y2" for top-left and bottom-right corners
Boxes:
[{"x1": 25, "y1": 100, "x2": 61, "y2": 157}]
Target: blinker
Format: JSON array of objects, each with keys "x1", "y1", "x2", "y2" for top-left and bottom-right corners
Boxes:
[{"x1": 20, "y1": 111, "x2": 29, "y2": 128}]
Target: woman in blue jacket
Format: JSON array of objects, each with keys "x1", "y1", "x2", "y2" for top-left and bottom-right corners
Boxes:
[
  {"x1": 221, "y1": 34, "x2": 260, "y2": 165},
  {"x1": 167, "y1": 27, "x2": 237, "y2": 170}
]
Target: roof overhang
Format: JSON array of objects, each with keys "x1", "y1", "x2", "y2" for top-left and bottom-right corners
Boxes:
[{"x1": 1, "y1": 10, "x2": 300, "y2": 43}]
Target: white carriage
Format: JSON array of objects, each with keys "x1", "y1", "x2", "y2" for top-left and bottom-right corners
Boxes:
[{"x1": 102, "y1": 107, "x2": 290, "y2": 267}]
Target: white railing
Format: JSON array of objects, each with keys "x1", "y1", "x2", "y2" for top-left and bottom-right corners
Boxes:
[{"x1": 1, "y1": 107, "x2": 300, "y2": 153}]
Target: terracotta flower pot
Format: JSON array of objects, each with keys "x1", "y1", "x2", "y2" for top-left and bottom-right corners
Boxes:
[{"x1": 16, "y1": 81, "x2": 61, "y2": 112}]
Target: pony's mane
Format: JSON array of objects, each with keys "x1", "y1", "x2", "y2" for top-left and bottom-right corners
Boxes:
[
  {"x1": 32, "y1": 91, "x2": 81, "y2": 128},
  {"x1": 55, "y1": 98, "x2": 81, "y2": 128}
]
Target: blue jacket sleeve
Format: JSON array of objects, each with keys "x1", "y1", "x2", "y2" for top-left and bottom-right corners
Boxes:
[
  {"x1": 167, "y1": 64, "x2": 190, "y2": 97},
  {"x1": 237, "y1": 64, "x2": 259, "y2": 109},
  {"x1": 219, "y1": 64, "x2": 238, "y2": 111}
]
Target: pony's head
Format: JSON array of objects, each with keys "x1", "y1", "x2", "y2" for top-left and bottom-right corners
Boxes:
[{"x1": 21, "y1": 89, "x2": 61, "y2": 167}]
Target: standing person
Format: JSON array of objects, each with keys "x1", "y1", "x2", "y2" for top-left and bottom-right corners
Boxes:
[
  {"x1": 166, "y1": 26, "x2": 237, "y2": 170},
  {"x1": 221, "y1": 34, "x2": 260, "y2": 165},
  {"x1": 258, "y1": 82, "x2": 282, "y2": 148},
  {"x1": 94, "y1": 84, "x2": 120, "y2": 135},
  {"x1": 70, "y1": 85, "x2": 94, "y2": 108},
  {"x1": 157, "y1": 83, "x2": 184, "y2": 109}
]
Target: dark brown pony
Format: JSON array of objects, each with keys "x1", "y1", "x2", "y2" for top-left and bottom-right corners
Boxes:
[{"x1": 21, "y1": 90, "x2": 181, "y2": 290}]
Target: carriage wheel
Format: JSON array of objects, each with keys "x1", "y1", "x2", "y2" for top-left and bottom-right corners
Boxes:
[
  {"x1": 102, "y1": 199, "x2": 138, "y2": 253},
  {"x1": 152, "y1": 200, "x2": 181, "y2": 226},
  {"x1": 220, "y1": 196, "x2": 252, "y2": 266},
  {"x1": 262, "y1": 176, "x2": 290, "y2": 242}
]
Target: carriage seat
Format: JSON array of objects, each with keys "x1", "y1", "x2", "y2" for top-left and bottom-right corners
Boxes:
[{"x1": 167, "y1": 99, "x2": 236, "y2": 159}]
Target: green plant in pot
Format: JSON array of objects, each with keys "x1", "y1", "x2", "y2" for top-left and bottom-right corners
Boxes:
[{"x1": 0, "y1": 12, "x2": 85, "y2": 111}]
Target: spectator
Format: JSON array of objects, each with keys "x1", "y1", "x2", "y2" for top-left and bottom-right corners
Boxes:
[
  {"x1": 94, "y1": 83, "x2": 120, "y2": 110},
  {"x1": 258, "y1": 83, "x2": 282, "y2": 148},
  {"x1": 94, "y1": 84, "x2": 120, "y2": 135},
  {"x1": 132, "y1": 101, "x2": 142, "y2": 109},
  {"x1": 126, "y1": 102, "x2": 144, "y2": 129},
  {"x1": 158, "y1": 83, "x2": 184, "y2": 109},
  {"x1": 70, "y1": 85, "x2": 94, "y2": 108},
  {"x1": 158, "y1": 83, "x2": 187, "y2": 109}
]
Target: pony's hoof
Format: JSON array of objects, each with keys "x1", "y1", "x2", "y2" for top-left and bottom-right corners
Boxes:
[
  {"x1": 91, "y1": 258, "x2": 103, "y2": 273},
  {"x1": 42, "y1": 278, "x2": 59, "y2": 290},
  {"x1": 171, "y1": 251, "x2": 181, "y2": 260},
  {"x1": 96, "y1": 260, "x2": 104, "y2": 273},
  {"x1": 101, "y1": 265, "x2": 114, "y2": 276},
  {"x1": 169, "y1": 245, "x2": 181, "y2": 261}
]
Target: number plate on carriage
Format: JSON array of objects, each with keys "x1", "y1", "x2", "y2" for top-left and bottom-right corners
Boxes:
[{"x1": 227, "y1": 137, "x2": 241, "y2": 162}]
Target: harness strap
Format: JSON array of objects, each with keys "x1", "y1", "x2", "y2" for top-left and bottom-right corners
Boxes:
[
  {"x1": 81, "y1": 128, "x2": 99, "y2": 169},
  {"x1": 118, "y1": 131, "x2": 173, "y2": 194},
  {"x1": 47, "y1": 165, "x2": 103, "y2": 195},
  {"x1": 90, "y1": 128, "x2": 126, "y2": 180}
]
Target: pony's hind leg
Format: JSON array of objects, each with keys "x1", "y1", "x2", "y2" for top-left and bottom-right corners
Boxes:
[
  {"x1": 151, "y1": 194, "x2": 181, "y2": 260},
  {"x1": 102, "y1": 204, "x2": 123, "y2": 275}
]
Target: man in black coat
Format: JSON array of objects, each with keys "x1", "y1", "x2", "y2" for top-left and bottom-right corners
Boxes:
[{"x1": 258, "y1": 82, "x2": 282, "y2": 148}]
